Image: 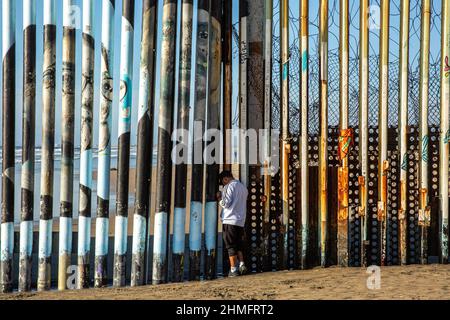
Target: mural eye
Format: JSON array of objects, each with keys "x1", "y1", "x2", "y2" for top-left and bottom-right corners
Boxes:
[
  {"x1": 199, "y1": 31, "x2": 208, "y2": 39},
  {"x1": 102, "y1": 78, "x2": 113, "y2": 102},
  {"x1": 119, "y1": 80, "x2": 128, "y2": 102},
  {"x1": 43, "y1": 66, "x2": 56, "y2": 88}
]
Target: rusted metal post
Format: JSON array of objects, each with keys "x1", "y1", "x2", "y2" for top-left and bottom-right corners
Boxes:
[
  {"x1": 222, "y1": 0, "x2": 232, "y2": 172},
  {"x1": 378, "y1": 0, "x2": 390, "y2": 266},
  {"x1": 77, "y1": 0, "x2": 95, "y2": 289},
  {"x1": 439, "y1": 0, "x2": 450, "y2": 263},
  {"x1": 318, "y1": 0, "x2": 328, "y2": 267},
  {"x1": 337, "y1": 0, "x2": 350, "y2": 267},
  {"x1": 1, "y1": 0, "x2": 16, "y2": 294},
  {"x1": 263, "y1": 0, "x2": 273, "y2": 269},
  {"x1": 19, "y1": 0, "x2": 36, "y2": 292},
  {"x1": 152, "y1": 0, "x2": 178, "y2": 285},
  {"x1": 247, "y1": 0, "x2": 265, "y2": 273},
  {"x1": 189, "y1": 0, "x2": 210, "y2": 281},
  {"x1": 418, "y1": 0, "x2": 431, "y2": 265},
  {"x1": 38, "y1": 0, "x2": 56, "y2": 291},
  {"x1": 131, "y1": 0, "x2": 158, "y2": 287},
  {"x1": 239, "y1": 0, "x2": 249, "y2": 188},
  {"x1": 171, "y1": 0, "x2": 193, "y2": 283},
  {"x1": 280, "y1": 0, "x2": 290, "y2": 270},
  {"x1": 113, "y1": 0, "x2": 135, "y2": 287},
  {"x1": 95, "y1": 0, "x2": 115, "y2": 288},
  {"x1": 398, "y1": 0, "x2": 410, "y2": 266},
  {"x1": 299, "y1": 0, "x2": 309, "y2": 269},
  {"x1": 58, "y1": 0, "x2": 77, "y2": 290},
  {"x1": 359, "y1": 0, "x2": 369, "y2": 266}
]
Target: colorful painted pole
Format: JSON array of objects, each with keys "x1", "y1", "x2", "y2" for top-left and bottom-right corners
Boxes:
[
  {"x1": 239, "y1": 0, "x2": 248, "y2": 188},
  {"x1": 0, "y1": 0, "x2": 16, "y2": 294},
  {"x1": 152, "y1": 0, "x2": 178, "y2": 285},
  {"x1": 77, "y1": 0, "x2": 95, "y2": 289},
  {"x1": 318, "y1": 0, "x2": 328, "y2": 267},
  {"x1": 171, "y1": 0, "x2": 193, "y2": 283},
  {"x1": 263, "y1": 0, "x2": 273, "y2": 269},
  {"x1": 58, "y1": 0, "x2": 77, "y2": 290},
  {"x1": 189, "y1": 0, "x2": 210, "y2": 281},
  {"x1": 439, "y1": 0, "x2": 450, "y2": 263},
  {"x1": 204, "y1": 0, "x2": 221, "y2": 280},
  {"x1": 19, "y1": 0, "x2": 36, "y2": 292},
  {"x1": 418, "y1": 0, "x2": 431, "y2": 265},
  {"x1": 38, "y1": 0, "x2": 56, "y2": 291},
  {"x1": 377, "y1": 0, "x2": 389, "y2": 266},
  {"x1": 299, "y1": 0, "x2": 309, "y2": 270},
  {"x1": 95, "y1": 0, "x2": 115, "y2": 288},
  {"x1": 337, "y1": 0, "x2": 350, "y2": 267},
  {"x1": 398, "y1": 0, "x2": 410, "y2": 266},
  {"x1": 114, "y1": 0, "x2": 135, "y2": 287},
  {"x1": 222, "y1": 0, "x2": 232, "y2": 171},
  {"x1": 280, "y1": 0, "x2": 290, "y2": 270},
  {"x1": 131, "y1": 0, "x2": 158, "y2": 287},
  {"x1": 358, "y1": 0, "x2": 369, "y2": 266}
]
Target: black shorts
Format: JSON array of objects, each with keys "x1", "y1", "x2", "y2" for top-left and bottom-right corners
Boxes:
[{"x1": 223, "y1": 224, "x2": 245, "y2": 257}]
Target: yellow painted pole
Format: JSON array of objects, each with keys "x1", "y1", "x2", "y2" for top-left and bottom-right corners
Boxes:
[
  {"x1": 280, "y1": 0, "x2": 290, "y2": 269},
  {"x1": 337, "y1": 0, "x2": 350, "y2": 267},
  {"x1": 359, "y1": 0, "x2": 369, "y2": 266},
  {"x1": 318, "y1": 0, "x2": 328, "y2": 267},
  {"x1": 398, "y1": 0, "x2": 410, "y2": 265},
  {"x1": 418, "y1": 0, "x2": 431, "y2": 264},
  {"x1": 378, "y1": 0, "x2": 390, "y2": 266}
]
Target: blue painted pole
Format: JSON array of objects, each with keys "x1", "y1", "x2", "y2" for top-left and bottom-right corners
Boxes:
[
  {"x1": 204, "y1": 0, "x2": 221, "y2": 280},
  {"x1": 94, "y1": 0, "x2": 115, "y2": 288},
  {"x1": 1, "y1": 0, "x2": 16, "y2": 294},
  {"x1": 37, "y1": 0, "x2": 57, "y2": 292},
  {"x1": 77, "y1": 0, "x2": 95, "y2": 289},
  {"x1": 152, "y1": 0, "x2": 178, "y2": 285},
  {"x1": 189, "y1": 0, "x2": 210, "y2": 281},
  {"x1": 58, "y1": 0, "x2": 77, "y2": 291},
  {"x1": 131, "y1": 0, "x2": 158, "y2": 287},
  {"x1": 171, "y1": 0, "x2": 194, "y2": 283},
  {"x1": 113, "y1": 0, "x2": 135, "y2": 287},
  {"x1": 19, "y1": 0, "x2": 37, "y2": 292}
]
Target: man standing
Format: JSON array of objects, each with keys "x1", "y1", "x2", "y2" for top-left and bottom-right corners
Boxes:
[{"x1": 217, "y1": 171, "x2": 249, "y2": 277}]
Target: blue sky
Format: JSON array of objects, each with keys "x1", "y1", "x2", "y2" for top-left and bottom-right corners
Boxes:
[{"x1": 0, "y1": 0, "x2": 443, "y2": 148}]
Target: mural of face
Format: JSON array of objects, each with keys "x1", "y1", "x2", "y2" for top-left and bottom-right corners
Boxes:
[
  {"x1": 196, "y1": 20, "x2": 209, "y2": 98},
  {"x1": 120, "y1": 79, "x2": 128, "y2": 102},
  {"x1": 43, "y1": 63, "x2": 56, "y2": 90},
  {"x1": 62, "y1": 62, "x2": 75, "y2": 96},
  {"x1": 101, "y1": 74, "x2": 113, "y2": 102}
]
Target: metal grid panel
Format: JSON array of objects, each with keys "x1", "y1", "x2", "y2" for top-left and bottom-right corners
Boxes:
[
  {"x1": 387, "y1": 128, "x2": 400, "y2": 265},
  {"x1": 348, "y1": 130, "x2": 361, "y2": 267},
  {"x1": 246, "y1": 174, "x2": 265, "y2": 273},
  {"x1": 407, "y1": 127, "x2": 420, "y2": 263}
]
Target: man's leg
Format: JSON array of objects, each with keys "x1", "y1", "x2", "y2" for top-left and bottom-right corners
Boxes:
[
  {"x1": 224, "y1": 224, "x2": 239, "y2": 276},
  {"x1": 227, "y1": 252, "x2": 239, "y2": 277},
  {"x1": 237, "y1": 251, "x2": 244, "y2": 264},
  {"x1": 229, "y1": 255, "x2": 238, "y2": 270},
  {"x1": 237, "y1": 226, "x2": 247, "y2": 275}
]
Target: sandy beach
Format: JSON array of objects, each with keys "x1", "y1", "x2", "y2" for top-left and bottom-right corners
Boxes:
[{"x1": 2, "y1": 264, "x2": 450, "y2": 300}]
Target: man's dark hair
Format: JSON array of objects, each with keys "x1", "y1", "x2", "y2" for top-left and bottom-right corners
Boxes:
[{"x1": 218, "y1": 170, "x2": 233, "y2": 185}]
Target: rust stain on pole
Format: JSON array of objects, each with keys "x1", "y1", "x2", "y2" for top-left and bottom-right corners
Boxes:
[
  {"x1": 337, "y1": 0, "x2": 350, "y2": 267},
  {"x1": 359, "y1": 0, "x2": 369, "y2": 266}
]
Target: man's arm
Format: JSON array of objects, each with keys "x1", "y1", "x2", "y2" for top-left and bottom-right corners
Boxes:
[{"x1": 219, "y1": 184, "x2": 234, "y2": 209}]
